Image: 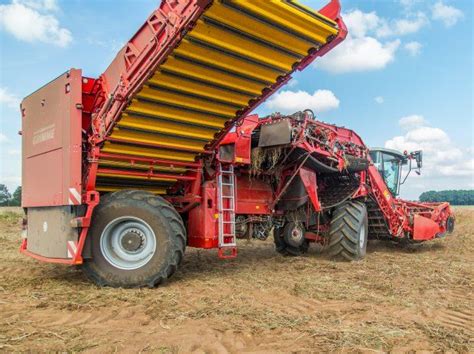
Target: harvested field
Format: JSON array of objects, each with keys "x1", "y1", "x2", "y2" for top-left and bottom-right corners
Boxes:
[{"x1": 0, "y1": 207, "x2": 472, "y2": 352}]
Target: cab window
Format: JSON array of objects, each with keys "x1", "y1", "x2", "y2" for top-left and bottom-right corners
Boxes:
[
  {"x1": 370, "y1": 151, "x2": 403, "y2": 196},
  {"x1": 381, "y1": 153, "x2": 401, "y2": 196}
]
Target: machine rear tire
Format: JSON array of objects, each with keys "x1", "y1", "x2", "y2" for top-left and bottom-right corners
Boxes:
[
  {"x1": 83, "y1": 190, "x2": 186, "y2": 288},
  {"x1": 328, "y1": 201, "x2": 368, "y2": 261},
  {"x1": 274, "y1": 222, "x2": 309, "y2": 256},
  {"x1": 447, "y1": 216, "x2": 455, "y2": 234}
]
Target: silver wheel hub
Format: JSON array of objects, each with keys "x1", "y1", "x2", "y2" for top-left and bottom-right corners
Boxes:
[
  {"x1": 100, "y1": 216, "x2": 156, "y2": 270},
  {"x1": 291, "y1": 227, "x2": 303, "y2": 243},
  {"x1": 285, "y1": 224, "x2": 305, "y2": 247},
  {"x1": 121, "y1": 229, "x2": 144, "y2": 252}
]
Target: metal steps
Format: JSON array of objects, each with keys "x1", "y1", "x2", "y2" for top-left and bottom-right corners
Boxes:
[
  {"x1": 367, "y1": 199, "x2": 392, "y2": 239},
  {"x1": 217, "y1": 163, "x2": 237, "y2": 258}
]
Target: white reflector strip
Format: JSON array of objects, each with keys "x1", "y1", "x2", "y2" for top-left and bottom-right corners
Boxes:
[{"x1": 67, "y1": 241, "x2": 78, "y2": 259}]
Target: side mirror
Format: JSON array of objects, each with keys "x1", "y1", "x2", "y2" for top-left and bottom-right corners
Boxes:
[
  {"x1": 414, "y1": 150, "x2": 423, "y2": 169},
  {"x1": 401, "y1": 150, "x2": 423, "y2": 185}
]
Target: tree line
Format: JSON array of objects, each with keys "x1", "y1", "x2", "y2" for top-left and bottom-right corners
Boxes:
[
  {"x1": 1, "y1": 184, "x2": 472, "y2": 206},
  {"x1": 419, "y1": 190, "x2": 474, "y2": 205},
  {"x1": 0, "y1": 184, "x2": 21, "y2": 206}
]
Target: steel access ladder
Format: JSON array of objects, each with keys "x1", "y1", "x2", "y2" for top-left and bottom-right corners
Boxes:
[{"x1": 217, "y1": 163, "x2": 237, "y2": 258}]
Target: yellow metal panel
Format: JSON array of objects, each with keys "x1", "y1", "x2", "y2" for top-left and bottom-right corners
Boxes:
[
  {"x1": 149, "y1": 71, "x2": 253, "y2": 106},
  {"x1": 173, "y1": 40, "x2": 282, "y2": 83},
  {"x1": 270, "y1": 0, "x2": 337, "y2": 26},
  {"x1": 97, "y1": 0, "x2": 341, "y2": 194},
  {"x1": 96, "y1": 186, "x2": 167, "y2": 195},
  {"x1": 97, "y1": 172, "x2": 177, "y2": 183},
  {"x1": 161, "y1": 57, "x2": 265, "y2": 95},
  {"x1": 116, "y1": 113, "x2": 218, "y2": 140},
  {"x1": 229, "y1": 1, "x2": 338, "y2": 44},
  {"x1": 109, "y1": 128, "x2": 206, "y2": 152},
  {"x1": 189, "y1": 20, "x2": 298, "y2": 71},
  {"x1": 137, "y1": 86, "x2": 238, "y2": 117},
  {"x1": 204, "y1": 3, "x2": 315, "y2": 56},
  {"x1": 99, "y1": 159, "x2": 187, "y2": 173},
  {"x1": 101, "y1": 142, "x2": 198, "y2": 162},
  {"x1": 126, "y1": 99, "x2": 228, "y2": 129}
]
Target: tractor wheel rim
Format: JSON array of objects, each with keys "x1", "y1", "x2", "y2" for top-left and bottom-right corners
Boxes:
[
  {"x1": 359, "y1": 225, "x2": 366, "y2": 249},
  {"x1": 291, "y1": 227, "x2": 303, "y2": 242},
  {"x1": 100, "y1": 216, "x2": 156, "y2": 270}
]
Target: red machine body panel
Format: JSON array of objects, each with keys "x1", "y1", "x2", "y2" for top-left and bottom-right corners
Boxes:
[
  {"x1": 187, "y1": 182, "x2": 219, "y2": 248},
  {"x1": 219, "y1": 114, "x2": 260, "y2": 165},
  {"x1": 299, "y1": 168, "x2": 321, "y2": 212},
  {"x1": 235, "y1": 177, "x2": 273, "y2": 215},
  {"x1": 21, "y1": 69, "x2": 83, "y2": 207},
  {"x1": 413, "y1": 214, "x2": 442, "y2": 240}
]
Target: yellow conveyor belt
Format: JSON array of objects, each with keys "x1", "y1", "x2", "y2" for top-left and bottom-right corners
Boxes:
[{"x1": 97, "y1": 0, "x2": 339, "y2": 194}]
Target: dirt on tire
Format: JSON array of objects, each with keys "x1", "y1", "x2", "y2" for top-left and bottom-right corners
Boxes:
[{"x1": 0, "y1": 207, "x2": 472, "y2": 352}]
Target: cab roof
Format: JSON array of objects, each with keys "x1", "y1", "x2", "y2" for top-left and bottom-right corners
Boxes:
[{"x1": 370, "y1": 147, "x2": 407, "y2": 160}]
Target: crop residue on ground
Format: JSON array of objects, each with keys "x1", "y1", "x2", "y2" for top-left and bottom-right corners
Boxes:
[{"x1": 0, "y1": 207, "x2": 472, "y2": 352}]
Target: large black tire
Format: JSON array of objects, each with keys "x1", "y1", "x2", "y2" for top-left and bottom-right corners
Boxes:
[
  {"x1": 83, "y1": 190, "x2": 186, "y2": 288},
  {"x1": 235, "y1": 215, "x2": 250, "y2": 239},
  {"x1": 274, "y1": 222, "x2": 309, "y2": 256},
  {"x1": 328, "y1": 201, "x2": 368, "y2": 261},
  {"x1": 447, "y1": 216, "x2": 455, "y2": 234}
]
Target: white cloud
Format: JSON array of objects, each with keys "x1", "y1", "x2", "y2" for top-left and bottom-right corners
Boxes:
[
  {"x1": 343, "y1": 10, "x2": 381, "y2": 38},
  {"x1": 435, "y1": 159, "x2": 474, "y2": 177},
  {"x1": 265, "y1": 89, "x2": 340, "y2": 114},
  {"x1": 404, "y1": 41, "x2": 422, "y2": 56},
  {"x1": 287, "y1": 79, "x2": 299, "y2": 88},
  {"x1": 316, "y1": 10, "x2": 391, "y2": 73},
  {"x1": 377, "y1": 12, "x2": 428, "y2": 37},
  {"x1": 317, "y1": 36, "x2": 400, "y2": 74},
  {"x1": 399, "y1": 0, "x2": 413, "y2": 8},
  {"x1": 7, "y1": 148, "x2": 20, "y2": 156},
  {"x1": 399, "y1": 114, "x2": 427, "y2": 130},
  {"x1": 399, "y1": 0, "x2": 422, "y2": 9},
  {"x1": 405, "y1": 126, "x2": 449, "y2": 143},
  {"x1": 16, "y1": 0, "x2": 58, "y2": 12},
  {"x1": 0, "y1": 0, "x2": 72, "y2": 47},
  {"x1": 432, "y1": 1, "x2": 464, "y2": 27},
  {"x1": 1, "y1": 176, "x2": 21, "y2": 189},
  {"x1": 0, "y1": 87, "x2": 20, "y2": 109},
  {"x1": 0, "y1": 133, "x2": 9, "y2": 143},
  {"x1": 316, "y1": 9, "x2": 430, "y2": 74},
  {"x1": 315, "y1": 8, "x2": 432, "y2": 74},
  {"x1": 385, "y1": 116, "x2": 473, "y2": 185},
  {"x1": 395, "y1": 13, "x2": 428, "y2": 35},
  {"x1": 375, "y1": 96, "x2": 384, "y2": 104}
]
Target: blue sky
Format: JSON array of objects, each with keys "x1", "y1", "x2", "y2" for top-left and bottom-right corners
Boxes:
[{"x1": 0, "y1": 0, "x2": 472, "y2": 199}]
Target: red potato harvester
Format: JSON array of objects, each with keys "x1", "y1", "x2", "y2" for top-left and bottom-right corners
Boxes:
[{"x1": 19, "y1": 0, "x2": 454, "y2": 287}]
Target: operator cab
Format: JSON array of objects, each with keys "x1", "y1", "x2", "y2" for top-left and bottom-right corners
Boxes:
[{"x1": 369, "y1": 148, "x2": 422, "y2": 196}]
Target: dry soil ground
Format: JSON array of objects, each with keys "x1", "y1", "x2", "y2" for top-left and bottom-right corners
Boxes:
[{"x1": 0, "y1": 207, "x2": 472, "y2": 353}]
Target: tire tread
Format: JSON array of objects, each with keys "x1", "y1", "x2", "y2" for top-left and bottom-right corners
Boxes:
[
  {"x1": 83, "y1": 191, "x2": 186, "y2": 288},
  {"x1": 328, "y1": 201, "x2": 367, "y2": 261},
  {"x1": 274, "y1": 223, "x2": 309, "y2": 257}
]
